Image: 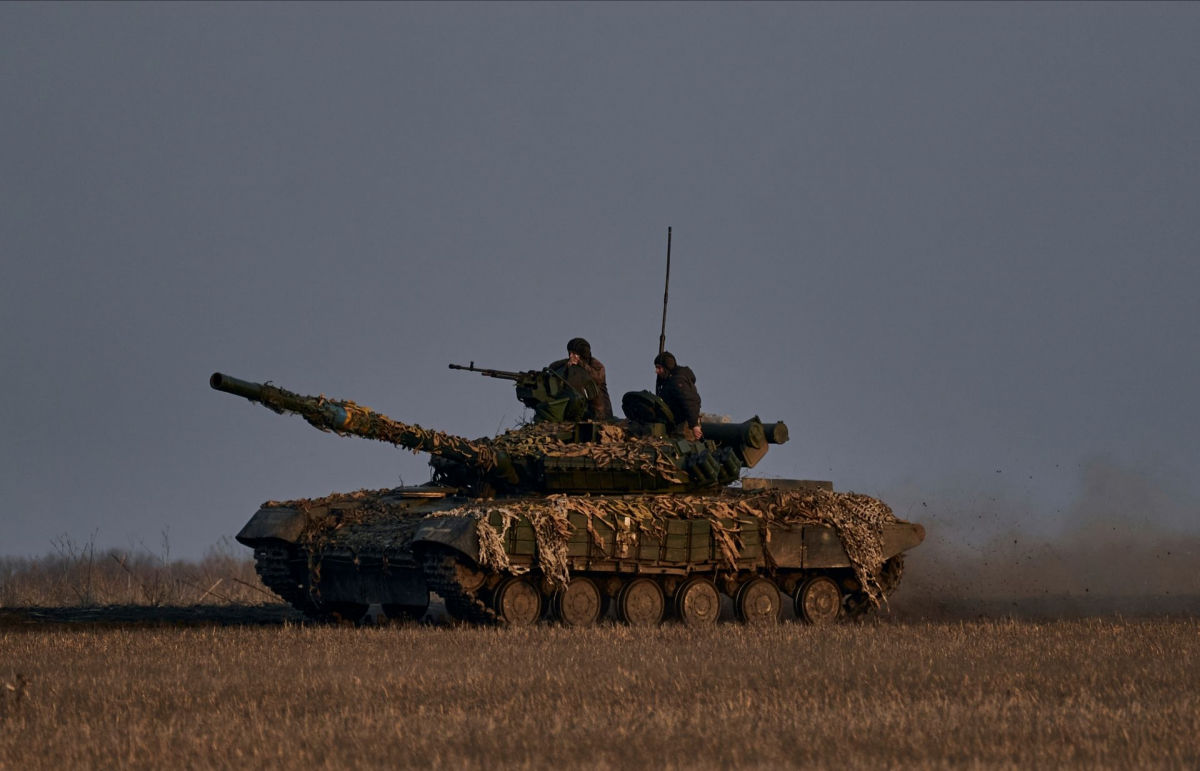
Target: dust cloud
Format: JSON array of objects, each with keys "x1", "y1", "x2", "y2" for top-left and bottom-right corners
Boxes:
[{"x1": 887, "y1": 458, "x2": 1200, "y2": 619}]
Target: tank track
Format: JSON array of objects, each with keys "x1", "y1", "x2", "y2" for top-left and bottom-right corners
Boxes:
[
  {"x1": 421, "y1": 547, "x2": 499, "y2": 625},
  {"x1": 253, "y1": 544, "x2": 319, "y2": 614}
]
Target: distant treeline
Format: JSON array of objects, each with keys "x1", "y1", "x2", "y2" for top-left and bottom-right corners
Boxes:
[{"x1": 0, "y1": 537, "x2": 272, "y2": 607}]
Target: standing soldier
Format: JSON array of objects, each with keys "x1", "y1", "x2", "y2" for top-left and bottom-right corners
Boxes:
[
  {"x1": 550, "y1": 338, "x2": 613, "y2": 420},
  {"x1": 654, "y1": 351, "x2": 702, "y2": 440}
]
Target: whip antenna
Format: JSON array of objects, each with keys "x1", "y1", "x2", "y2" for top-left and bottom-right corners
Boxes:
[{"x1": 659, "y1": 226, "x2": 671, "y2": 355}]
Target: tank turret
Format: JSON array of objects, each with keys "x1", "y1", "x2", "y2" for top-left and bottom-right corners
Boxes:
[{"x1": 210, "y1": 372, "x2": 787, "y2": 494}]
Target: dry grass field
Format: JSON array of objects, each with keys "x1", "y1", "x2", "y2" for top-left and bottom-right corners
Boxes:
[
  {"x1": 2, "y1": 616, "x2": 1198, "y2": 770},
  {"x1": 3, "y1": 540, "x2": 1199, "y2": 769}
]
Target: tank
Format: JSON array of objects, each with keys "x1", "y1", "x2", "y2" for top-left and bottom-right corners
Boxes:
[{"x1": 212, "y1": 368, "x2": 924, "y2": 626}]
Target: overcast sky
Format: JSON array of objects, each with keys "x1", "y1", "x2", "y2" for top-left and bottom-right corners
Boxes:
[{"x1": 2, "y1": 2, "x2": 1198, "y2": 560}]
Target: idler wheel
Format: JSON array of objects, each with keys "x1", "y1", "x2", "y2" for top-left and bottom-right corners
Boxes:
[
  {"x1": 674, "y1": 576, "x2": 721, "y2": 626},
  {"x1": 735, "y1": 577, "x2": 781, "y2": 625},
  {"x1": 617, "y1": 578, "x2": 665, "y2": 626},
  {"x1": 553, "y1": 577, "x2": 603, "y2": 627},
  {"x1": 493, "y1": 576, "x2": 543, "y2": 626},
  {"x1": 795, "y1": 575, "x2": 843, "y2": 625}
]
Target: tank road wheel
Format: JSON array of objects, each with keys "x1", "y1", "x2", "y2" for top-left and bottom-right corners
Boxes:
[
  {"x1": 796, "y1": 575, "x2": 843, "y2": 625},
  {"x1": 617, "y1": 578, "x2": 665, "y2": 627},
  {"x1": 493, "y1": 576, "x2": 543, "y2": 626},
  {"x1": 735, "y1": 577, "x2": 781, "y2": 625},
  {"x1": 674, "y1": 576, "x2": 721, "y2": 627},
  {"x1": 553, "y1": 578, "x2": 603, "y2": 628}
]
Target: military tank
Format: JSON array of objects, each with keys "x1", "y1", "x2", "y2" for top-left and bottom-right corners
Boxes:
[{"x1": 212, "y1": 367, "x2": 924, "y2": 626}]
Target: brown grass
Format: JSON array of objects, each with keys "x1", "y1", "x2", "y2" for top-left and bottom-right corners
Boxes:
[
  {"x1": 1, "y1": 618, "x2": 1198, "y2": 769},
  {"x1": 0, "y1": 538, "x2": 269, "y2": 608}
]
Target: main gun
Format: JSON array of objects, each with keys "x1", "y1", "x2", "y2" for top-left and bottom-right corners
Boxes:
[{"x1": 210, "y1": 372, "x2": 515, "y2": 484}]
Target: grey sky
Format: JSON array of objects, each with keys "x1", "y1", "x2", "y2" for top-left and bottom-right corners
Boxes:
[{"x1": 2, "y1": 3, "x2": 1198, "y2": 560}]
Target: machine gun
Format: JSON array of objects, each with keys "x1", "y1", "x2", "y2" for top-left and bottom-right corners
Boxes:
[
  {"x1": 448, "y1": 362, "x2": 526, "y2": 381},
  {"x1": 449, "y1": 361, "x2": 598, "y2": 423}
]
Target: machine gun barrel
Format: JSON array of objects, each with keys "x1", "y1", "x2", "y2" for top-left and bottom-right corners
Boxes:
[
  {"x1": 450, "y1": 361, "x2": 596, "y2": 423},
  {"x1": 210, "y1": 372, "x2": 510, "y2": 477},
  {"x1": 448, "y1": 362, "x2": 526, "y2": 381}
]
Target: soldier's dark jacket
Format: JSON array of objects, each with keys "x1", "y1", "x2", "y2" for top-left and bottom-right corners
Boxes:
[
  {"x1": 549, "y1": 357, "x2": 613, "y2": 420},
  {"x1": 656, "y1": 365, "x2": 701, "y2": 429}
]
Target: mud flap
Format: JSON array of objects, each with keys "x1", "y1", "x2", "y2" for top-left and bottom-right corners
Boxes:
[
  {"x1": 235, "y1": 507, "x2": 310, "y2": 546},
  {"x1": 881, "y1": 522, "x2": 925, "y2": 558},
  {"x1": 412, "y1": 516, "x2": 481, "y2": 562}
]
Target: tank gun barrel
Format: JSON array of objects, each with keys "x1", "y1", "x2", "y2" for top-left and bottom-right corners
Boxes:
[{"x1": 210, "y1": 372, "x2": 507, "y2": 475}]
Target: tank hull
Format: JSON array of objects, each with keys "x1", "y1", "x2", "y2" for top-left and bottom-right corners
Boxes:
[{"x1": 237, "y1": 483, "x2": 923, "y2": 625}]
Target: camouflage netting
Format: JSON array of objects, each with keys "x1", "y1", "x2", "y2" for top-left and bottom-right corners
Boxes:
[
  {"x1": 260, "y1": 489, "x2": 428, "y2": 593},
  {"x1": 244, "y1": 383, "x2": 501, "y2": 469},
  {"x1": 264, "y1": 486, "x2": 901, "y2": 607},
  {"x1": 324, "y1": 399, "x2": 500, "y2": 470},
  {"x1": 487, "y1": 422, "x2": 691, "y2": 483},
  {"x1": 262, "y1": 386, "x2": 695, "y2": 483},
  {"x1": 264, "y1": 488, "x2": 427, "y2": 554},
  {"x1": 245, "y1": 382, "x2": 732, "y2": 486},
  {"x1": 440, "y1": 488, "x2": 900, "y2": 606}
]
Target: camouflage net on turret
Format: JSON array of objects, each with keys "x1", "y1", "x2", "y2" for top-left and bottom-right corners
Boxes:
[
  {"x1": 277, "y1": 391, "x2": 709, "y2": 484},
  {"x1": 230, "y1": 377, "x2": 739, "y2": 488},
  {"x1": 486, "y1": 422, "x2": 691, "y2": 483},
  {"x1": 248, "y1": 380, "x2": 720, "y2": 486}
]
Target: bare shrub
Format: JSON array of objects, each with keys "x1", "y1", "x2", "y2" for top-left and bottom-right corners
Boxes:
[{"x1": 0, "y1": 536, "x2": 270, "y2": 607}]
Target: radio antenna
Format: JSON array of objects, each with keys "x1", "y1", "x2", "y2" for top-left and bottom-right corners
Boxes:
[{"x1": 658, "y1": 226, "x2": 671, "y2": 355}]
